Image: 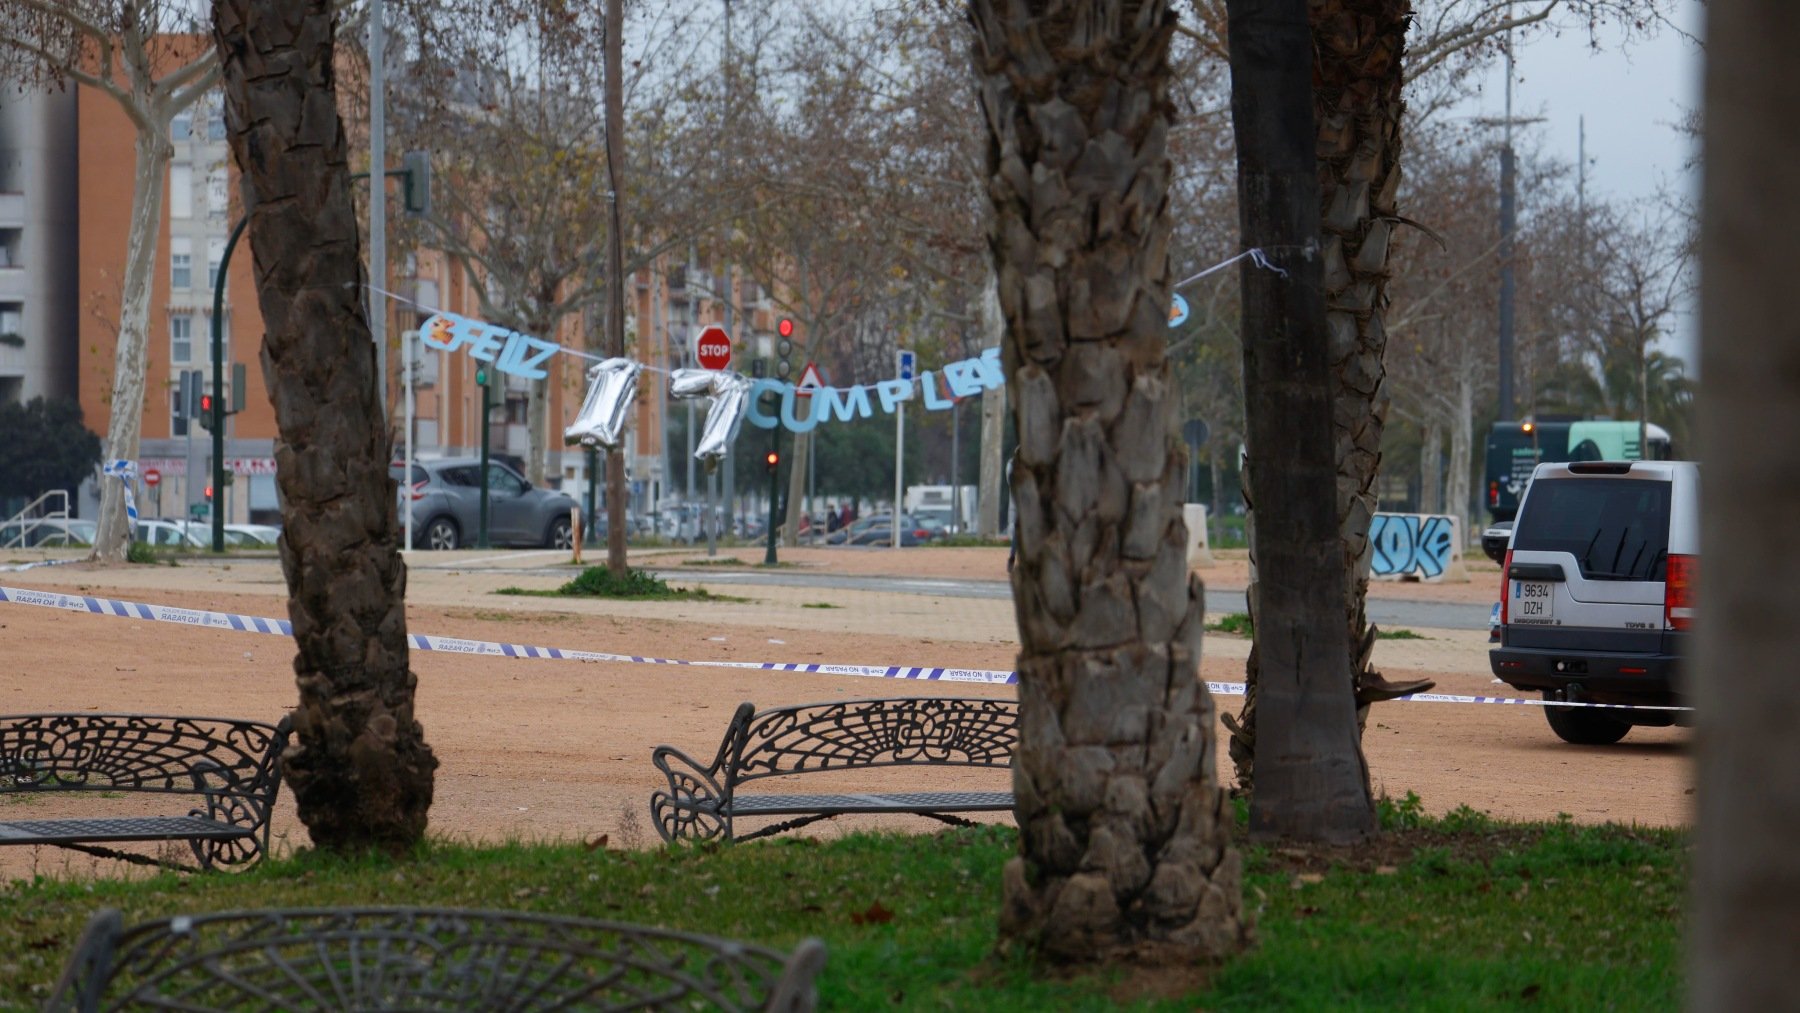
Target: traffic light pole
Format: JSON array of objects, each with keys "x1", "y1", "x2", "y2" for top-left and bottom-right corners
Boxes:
[
  {"x1": 209, "y1": 214, "x2": 249, "y2": 552},
  {"x1": 764, "y1": 395, "x2": 781, "y2": 566},
  {"x1": 478, "y1": 371, "x2": 492, "y2": 549}
]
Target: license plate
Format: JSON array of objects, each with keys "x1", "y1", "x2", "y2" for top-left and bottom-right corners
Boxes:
[{"x1": 1512, "y1": 580, "x2": 1554, "y2": 619}]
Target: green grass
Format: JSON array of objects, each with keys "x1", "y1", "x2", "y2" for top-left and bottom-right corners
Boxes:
[
  {"x1": 801, "y1": 602, "x2": 840, "y2": 609},
  {"x1": 493, "y1": 566, "x2": 746, "y2": 602},
  {"x1": 0, "y1": 804, "x2": 1684, "y2": 1010},
  {"x1": 679, "y1": 556, "x2": 748, "y2": 567},
  {"x1": 1377, "y1": 627, "x2": 1427, "y2": 640},
  {"x1": 927, "y1": 534, "x2": 1012, "y2": 548},
  {"x1": 1208, "y1": 612, "x2": 1254, "y2": 636}
]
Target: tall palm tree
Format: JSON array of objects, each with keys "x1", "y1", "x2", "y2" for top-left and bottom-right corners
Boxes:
[
  {"x1": 212, "y1": 0, "x2": 437, "y2": 850},
  {"x1": 1219, "y1": 0, "x2": 1430, "y2": 803},
  {"x1": 969, "y1": 0, "x2": 1248, "y2": 962}
]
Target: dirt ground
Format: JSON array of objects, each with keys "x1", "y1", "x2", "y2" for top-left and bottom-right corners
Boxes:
[{"x1": 0, "y1": 547, "x2": 1688, "y2": 877}]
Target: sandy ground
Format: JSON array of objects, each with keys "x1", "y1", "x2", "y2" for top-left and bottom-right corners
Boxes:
[{"x1": 0, "y1": 546, "x2": 1688, "y2": 877}]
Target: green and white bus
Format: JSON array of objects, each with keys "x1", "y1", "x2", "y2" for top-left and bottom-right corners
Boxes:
[{"x1": 1484, "y1": 419, "x2": 1673, "y2": 522}]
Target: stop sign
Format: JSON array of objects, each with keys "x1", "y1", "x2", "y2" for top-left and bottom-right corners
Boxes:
[
  {"x1": 143, "y1": 468, "x2": 161, "y2": 487},
  {"x1": 694, "y1": 325, "x2": 732, "y2": 371}
]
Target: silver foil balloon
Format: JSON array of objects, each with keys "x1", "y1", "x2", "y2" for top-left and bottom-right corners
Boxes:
[
  {"x1": 564, "y1": 358, "x2": 642, "y2": 451},
  {"x1": 668, "y1": 368, "x2": 752, "y2": 464}
]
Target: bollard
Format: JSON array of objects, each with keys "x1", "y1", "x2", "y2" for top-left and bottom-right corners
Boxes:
[{"x1": 570, "y1": 506, "x2": 582, "y2": 566}]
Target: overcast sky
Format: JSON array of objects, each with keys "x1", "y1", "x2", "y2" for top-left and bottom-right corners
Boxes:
[{"x1": 1459, "y1": 1, "x2": 1705, "y2": 365}]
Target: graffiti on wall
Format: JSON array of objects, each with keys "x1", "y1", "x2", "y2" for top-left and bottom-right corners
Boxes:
[{"x1": 1370, "y1": 512, "x2": 1459, "y2": 580}]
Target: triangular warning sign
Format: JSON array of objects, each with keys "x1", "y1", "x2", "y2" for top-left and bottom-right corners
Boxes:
[{"x1": 795, "y1": 362, "x2": 825, "y2": 396}]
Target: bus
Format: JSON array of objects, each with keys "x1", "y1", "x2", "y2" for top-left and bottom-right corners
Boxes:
[{"x1": 1484, "y1": 419, "x2": 1673, "y2": 522}]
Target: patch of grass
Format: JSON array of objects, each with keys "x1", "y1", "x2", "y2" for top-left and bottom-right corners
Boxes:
[
  {"x1": 0, "y1": 809, "x2": 1684, "y2": 1009},
  {"x1": 679, "y1": 557, "x2": 747, "y2": 567},
  {"x1": 1207, "y1": 612, "x2": 1253, "y2": 636},
  {"x1": 801, "y1": 602, "x2": 840, "y2": 609},
  {"x1": 927, "y1": 535, "x2": 1011, "y2": 548},
  {"x1": 126, "y1": 542, "x2": 159, "y2": 565},
  {"x1": 1377, "y1": 627, "x2": 1427, "y2": 640},
  {"x1": 494, "y1": 566, "x2": 746, "y2": 602}
]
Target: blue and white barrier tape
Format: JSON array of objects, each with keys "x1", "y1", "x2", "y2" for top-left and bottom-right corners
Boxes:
[{"x1": 0, "y1": 584, "x2": 1693, "y2": 710}]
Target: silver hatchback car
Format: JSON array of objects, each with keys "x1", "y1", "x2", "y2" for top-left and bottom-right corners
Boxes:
[{"x1": 392, "y1": 458, "x2": 578, "y2": 550}]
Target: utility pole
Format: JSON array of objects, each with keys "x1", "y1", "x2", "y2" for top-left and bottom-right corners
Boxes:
[
  {"x1": 603, "y1": 0, "x2": 629, "y2": 572},
  {"x1": 1497, "y1": 44, "x2": 1516, "y2": 423}
]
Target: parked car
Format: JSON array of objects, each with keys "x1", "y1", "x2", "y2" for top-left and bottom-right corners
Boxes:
[
  {"x1": 0, "y1": 518, "x2": 95, "y2": 548},
  {"x1": 392, "y1": 458, "x2": 579, "y2": 550},
  {"x1": 1490, "y1": 460, "x2": 1698, "y2": 744},
  {"x1": 1480, "y1": 520, "x2": 1513, "y2": 564},
  {"x1": 823, "y1": 513, "x2": 931, "y2": 547},
  {"x1": 224, "y1": 523, "x2": 282, "y2": 547},
  {"x1": 134, "y1": 519, "x2": 209, "y2": 549}
]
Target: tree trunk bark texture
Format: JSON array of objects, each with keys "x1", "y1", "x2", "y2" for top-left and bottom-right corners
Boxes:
[
  {"x1": 1221, "y1": 0, "x2": 1410, "y2": 800},
  {"x1": 784, "y1": 429, "x2": 810, "y2": 545},
  {"x1": 91, "y1": 128, "x2": 172, "y2": 562},
  {"x1": 1225, "y1": 0, "x2": 1374, "y2": 842},
  {"x1": 525, "y1": 376, "x2": 550, "y2": 488},
  {"x1": 977, "y1": 270, "x2": 1007, "y2": 538},
  {"x1": 1691, "y1": 2, "x2": 1800, "y2": 1007},
  {"x1": 213, "y1": 0, "x2": 436, "y2": 851},
  {"x1": 970, "y1": 0, "x2": 1248, "y2": 964}
]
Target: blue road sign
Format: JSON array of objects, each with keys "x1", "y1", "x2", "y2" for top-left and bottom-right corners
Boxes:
[{"x1": 898, "y1": 349, "x2": 917, "y2": 381}]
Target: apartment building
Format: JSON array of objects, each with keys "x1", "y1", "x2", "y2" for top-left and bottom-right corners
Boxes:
[{"x1": 0, "y1": 81, "x2": 79, "y2": 407}]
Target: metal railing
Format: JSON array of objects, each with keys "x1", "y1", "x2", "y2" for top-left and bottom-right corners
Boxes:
[{"x1": 1, "y1": 489, "x2": 71, "y2": 548}]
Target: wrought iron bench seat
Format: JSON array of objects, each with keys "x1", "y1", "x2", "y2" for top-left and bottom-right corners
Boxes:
[
  {"x1": 651, "y1": 697, "x2": 1017, "y2": 843},
  {"x1": 0, "y1": 713, "x2": 291, "y2": 871},
  {"x1": 47, "y1": 905, "x2": 827, "y2": 1012}
]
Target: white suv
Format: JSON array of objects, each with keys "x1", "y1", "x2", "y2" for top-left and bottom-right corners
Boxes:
[{"x1": 1490, "y1": 460, "x2": 1697, "y2": 744}]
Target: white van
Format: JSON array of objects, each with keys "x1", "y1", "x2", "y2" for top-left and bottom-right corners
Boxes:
[{"x1": 1490, "y1": 460, "x2": 1697, "y2": 744}]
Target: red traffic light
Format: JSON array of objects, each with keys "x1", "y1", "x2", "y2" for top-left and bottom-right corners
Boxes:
[
  {"x1": 204, "y1": 485, "x2": 214, "y2": 501},
  {"x1": 200, "y1": 393, "x2": 214, "y2": 413},
  {"x1": 777, "y1": 318, "x2": 794, "y2": 338},
  {"x1": 765, "y1": 451, "x2": 779, "y2": 469}
]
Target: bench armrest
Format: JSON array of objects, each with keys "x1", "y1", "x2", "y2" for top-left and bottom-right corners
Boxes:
[{"x1": 649, "y1": 744, "x2": 730, "y2": 843}]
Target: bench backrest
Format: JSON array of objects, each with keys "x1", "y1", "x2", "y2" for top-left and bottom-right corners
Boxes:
[
  {"x1": 0, "y1": 714, "x2": 287, "y2": 806},
  {"x1": 725, "y1": 697, "x2": 1017, "y2": 787},
  {"x1": 49, "y1": 906, "x2": 826, "y2": 1012}
]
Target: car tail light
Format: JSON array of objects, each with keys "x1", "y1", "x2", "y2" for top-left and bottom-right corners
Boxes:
[
  {"x1": 913, "y1": 529, "x2": 929, "y2": 539},
  {"x1": 1666, "y1": 553, "x2": 1696, "y2": 630},
  {"x1": 1500, "y1": 549, "x2": 1512, "y2": 626},
  {"x1": 410, "y1": 480, "x2": 428, "y2": 501}
]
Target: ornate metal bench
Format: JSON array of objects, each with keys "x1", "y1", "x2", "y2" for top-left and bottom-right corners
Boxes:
[
  {"x1": 651, "y1": 697, "x2": 1016, "y2": 843},
  {"x1": 47, "y1": 906, "x2": 827, "y2": 1011},
  {"x1": 0, "y1": 713, "x2": 290, "y2": 871}
]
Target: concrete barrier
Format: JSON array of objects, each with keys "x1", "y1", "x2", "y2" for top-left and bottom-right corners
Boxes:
[
  {"x1": 1183, "y1": 503, "x2": 1215, "y2": 568},
  {"x1": 1369, "y1": 512, "x2": 1467, "y2": 583}
]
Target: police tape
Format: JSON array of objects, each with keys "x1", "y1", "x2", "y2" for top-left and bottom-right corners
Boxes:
[{"x1": 0, "y1": 584, "x2": 1693, "y2": 711}]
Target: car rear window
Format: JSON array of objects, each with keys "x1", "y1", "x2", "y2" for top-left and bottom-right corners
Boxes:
[
  {"x1": 1513, "y1": 477, "x2": 1671, "y2": 581},
  {"x1": 388, "y1": 464, "x2": 427, "y2": 484}
]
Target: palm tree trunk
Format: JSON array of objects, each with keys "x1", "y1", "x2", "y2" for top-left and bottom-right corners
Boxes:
[
  {"x1": 212, "y1": 0, "x2": 436, "y2": 851},
  {"x1": 1223, "y1": 0, "x2": 1418, "y2": 796},
  {"x1": 971, "y1": 0, "x2": 1247, "y2": 963},
  {"x1": 1226, "y1": 0, "x2": 1374, "y2": 842}
]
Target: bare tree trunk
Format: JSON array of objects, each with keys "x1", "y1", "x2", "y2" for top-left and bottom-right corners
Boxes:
[
  {"x1": 1419, "y1": 417, "x2": 1442, "y2": 514},
  {"x1": 971, "y1": 0, "x2": 1247, "y2": 963},
  {"x1": 975, "y1": 271, "x2": 1006, "y2": 537},
  {"x1": 1447, "y1": 376, "x2": 1473, "y2": 540},
  {"x1": 1226, "y1": 0, "x2": 1374, "y2": 842},
  {"x1": 213, "y1": 0, "x2": 435, "y2": 850},
  {"x1": 91, "y1": 128, "x2": 172, "y2": 561},
  {"x1": 602, "y1": 0, "x2": 628, "y2": 572},
  {"x1": 1692, "y1": 4, "x2": 1800, "y2": 1005},
  {"x1": 783, "y1": 429, "x2": 809, "y2": 545}
]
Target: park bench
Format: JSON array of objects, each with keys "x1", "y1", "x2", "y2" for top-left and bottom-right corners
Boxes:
[
  {"x1": 651, "y1": 696, "x2": 1017, "y2": 843},
  {"x1": 0, "y1": 712, "x2": 290, "y2": 872},
  {"x1": 47, "y1": 906, "x2": 827, "y2": 1012}
]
